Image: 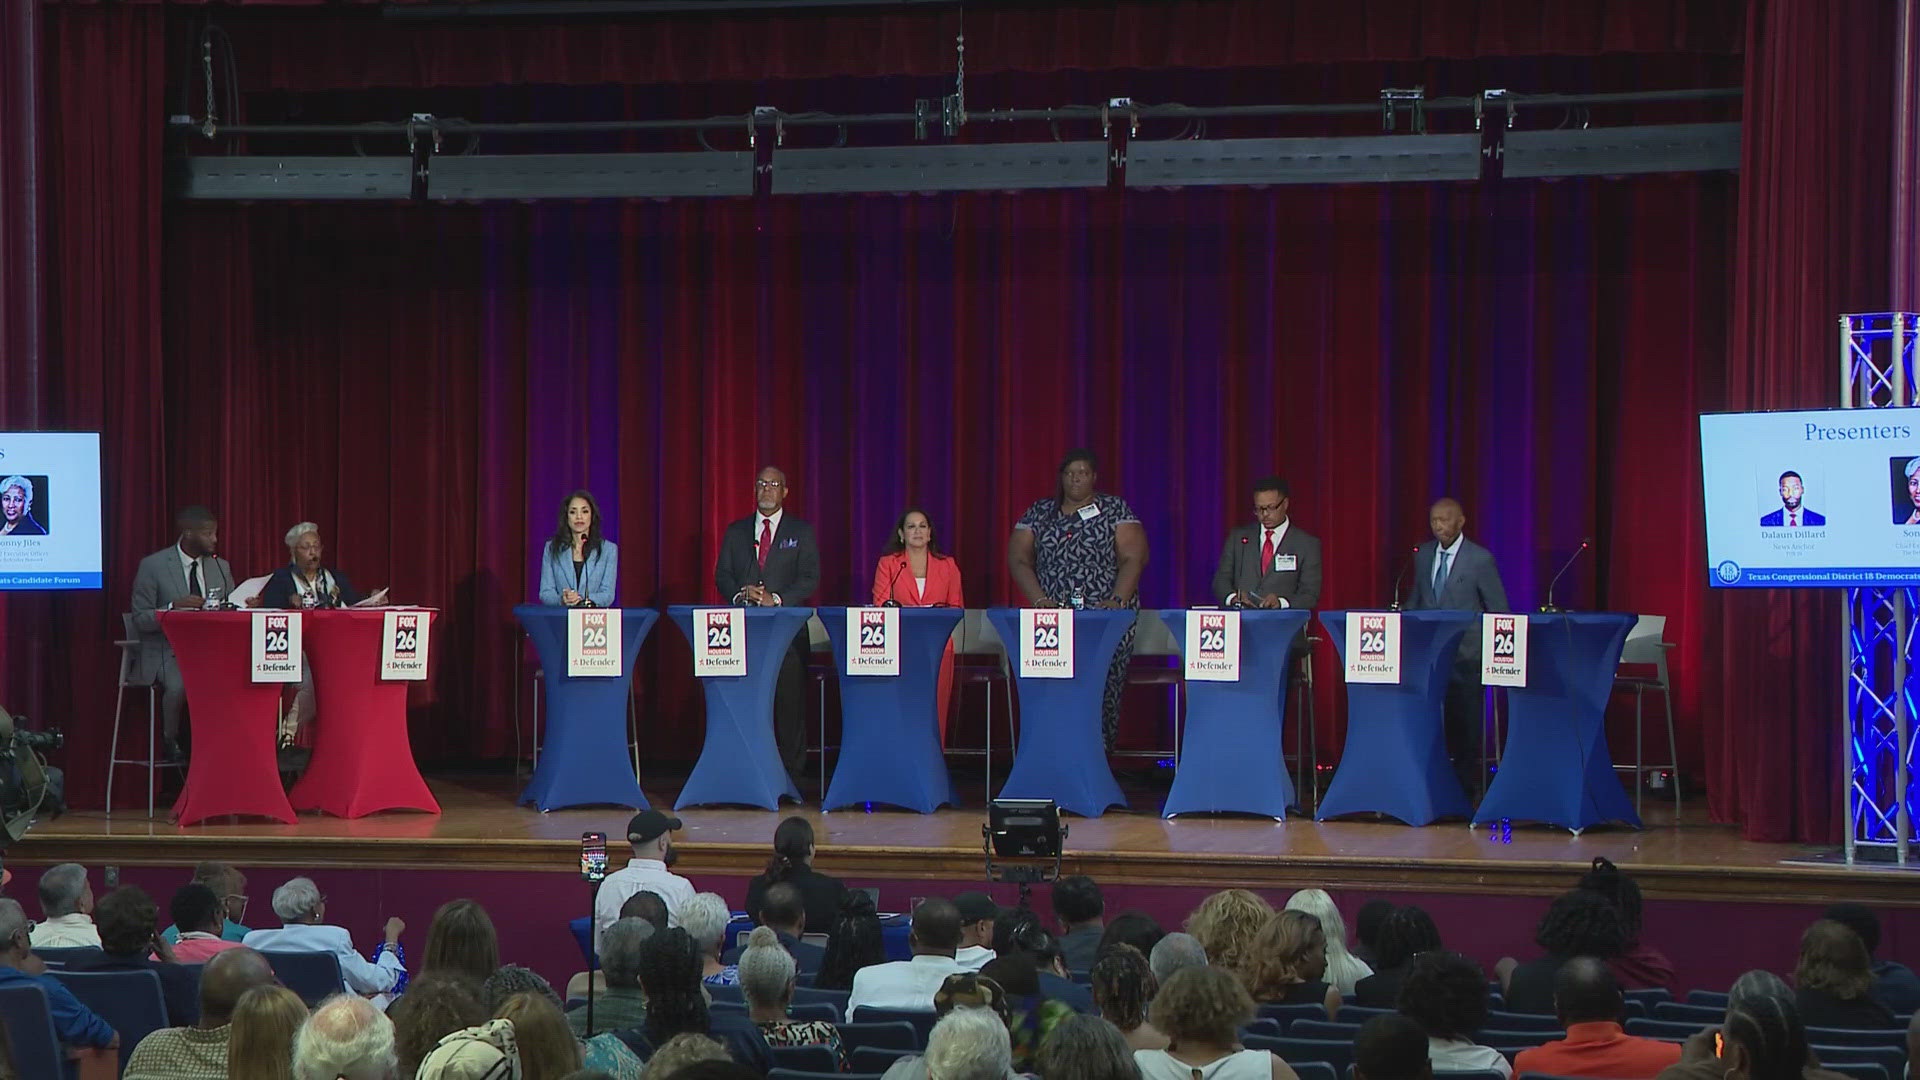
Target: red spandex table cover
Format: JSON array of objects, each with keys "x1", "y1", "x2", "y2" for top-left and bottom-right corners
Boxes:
[
  {"x1": 159, "y1": 611, "x2": 297, "y2": 825},
  {"x1": 289, "y1": 609, "x2": 441, "y2": 818}
]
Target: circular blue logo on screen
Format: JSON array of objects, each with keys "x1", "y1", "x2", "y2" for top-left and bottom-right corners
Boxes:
[{"x1": 1715, "y1": 560, "x2": 1742, "y2": 584}]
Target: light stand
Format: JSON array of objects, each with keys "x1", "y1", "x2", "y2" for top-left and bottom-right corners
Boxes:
[{"x1": 981, "y1": 799, "x2": 1066, "y2": 908}]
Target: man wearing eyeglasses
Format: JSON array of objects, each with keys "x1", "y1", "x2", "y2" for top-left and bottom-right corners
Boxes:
[
  {"x1": 714, "y1": 466, "x2": 822, "y2": 782},
  {"x1": 0, "y1": 897, "x2": 118, "y2": 1052},
  {"x1": 162, "y1": 861, "x2": 252, "y2": 945}
]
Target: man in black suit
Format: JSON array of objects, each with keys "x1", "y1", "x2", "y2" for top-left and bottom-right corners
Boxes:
[
  {"x1": 721, "y1": 882, "x2": 824, "y2": 974},
  {"x1": 1210, "y1": 475, "x2": 1323, "y2": 618},
  {"x1": 714, "y1": 466, "x2": 820, "y2": 779},
  {"x1": 1406, "y1": 497, "x2": 1509, "y2": 794}
]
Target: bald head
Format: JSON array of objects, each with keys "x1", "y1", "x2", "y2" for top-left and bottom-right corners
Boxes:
[
  {"x1": 200, "y1": 947, "x2": 277, "y2": 1027},
  {"x1": 294, "y1": 995, "x2": 396, "y2": 1080},
  {"x1": 1429, "y1": 498, "x2": 1465, "y2": 547},
  {"x1": 1553, "y1": 956, "x2": 1622, "y2": 1025}
]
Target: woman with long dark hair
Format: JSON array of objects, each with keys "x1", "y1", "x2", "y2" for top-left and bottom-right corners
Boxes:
[
  {"x1": 812, "y1": 891, "x2": 886, "y2": 992},
  {"x1": 1006, "y1": 448, "x2": 1149, "y2": 748},
  {"x1": 539, "y1": 489, "x2": 617, "y2": 607},
  {"x1": 743, "y1": 816, "x2": 846, "y2": 933},
  {"x1": 872, "y1": 507, "x2": 965, "y2": 741}
]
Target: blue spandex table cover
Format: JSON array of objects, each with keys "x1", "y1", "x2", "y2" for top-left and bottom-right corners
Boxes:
[
  {"x1": 984, "y1": 608, "x2": 1134, "y2": 818},
  {"x1": 1156, "y1": 609, "x2": 1311, "y2": 819},
  {"x1": 667, "y1": 606, "x2": 814, "y2": 810},
  {"x1": 1474, "y1": 612, "x2": 1641, "y2": 832},
  {"x1": 513, "y1": 606, "x2": 659, "y2": 812},
  {"x1": 818, "y1": 607, "x2": 964, "y2": 813},
  {"x1": 1317, "y1": 610, "x2": 1479, "y2": 825}
]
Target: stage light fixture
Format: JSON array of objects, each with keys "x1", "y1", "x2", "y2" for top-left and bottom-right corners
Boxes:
[{"x1": 985, "y1": 798, "x2": 1064, "y2": 858}]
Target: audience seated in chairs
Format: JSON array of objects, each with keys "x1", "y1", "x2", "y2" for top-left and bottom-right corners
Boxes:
[
  {"x1": 739, "y1": 924, "x2": 845, "y2": 1066},
  {"x1": 166, "y1": 884, "x2": 245, "y2": 965},
  {"x1": 488, "y1": 965, "x2": 643, "y2": 1078},
  {"x1": 722, "y1": 882, "x2": 822, "y2": 974},
  {"x1": 851, "y1": 897, "x2": 965, "y2": 1013},
  {"x1": 994, "y1": 912, "x2": 1094, "y2": 1013},
  {"x1": 1035, "y1": 1013, "x2": 1138, "y2": 1080},
  {"x1": 1794, "y1": 920, "x2": 1897, "y2": 1031},
  {"x1": 619, "y1": 926, "x2": 772, "y2": 1074},
  {"x1": 1352, "y1": 900, "x2": 1397, "y2": 969},
  {"x1": 390, "y1": 974, "x2": 489, "y2": 1079},
  {"x1": 420, "y1": 899, "x2": 501, "y2": 987},
  {"x1": 1287, "y1": 889, "x2": 1375, "y2": 997},
  {"x1": 161, "y1": 861, "x2": 252, "y2": 946},
  {"x1": 878, "y1": 971, "x2": 1015, "y2": 1080},
  {"x1": 1498, "y1": 889, "x2": 1629, "y2": 1016},
  {"x1": 1096, "y1": 910, "x2": 1167, "y2": 965},
  {"x1": 1512, "y1": 956, "x2": 1682, "y2": 1079},
  {"x1": 1656, "y1": 970, "x2": 1853, "y2": 1080},
  {"x1": 414, "y1": 1016, "x2": 522, "y2": 1080},
  {"x1": 743, "y1": 816, "x2": 848, "y2": 935},
  {"x1": 814, "y1": 890, "x2": 886, "y2": 993},
  {"x1": 1052, "y1": 876, "x2": 1107, "y2": 973},
  {"x1": 571, "y1": 890, "x2": 669, "y2": 1001},
  {"x1": 679, "y1": 893, "x2": 739, "y2": 988},
  {"x1": 292, "y1": 994, "x2": 397, "y2": 1080},
  {"x1": 124, "y1": 946, "x2": 277, "y2": 1080},
  {"x1": 1355, "y1": 1013, "x2": 1435, "y2": 1080},
  {"x1": 1397, "y1": 950, "x2": 1511, "y2": 1079},
  {"x1": 953, "y1": 892, "x2": 1000, "y2": 972},
  {"x1": 638, "y1": 1032, "x2": 730, "y2": 1080},
  {"x1": 66, "y1": 884, "x2": 203, "y2": 1027},
  {"x1": 1090, "y1": 942, "x2": 1167, "y2": 1052},
  {"x1": 1246, "y1": 908, "x2": 1342, "y2": 1019},
  {"x1": 979, "y1": 950, "x2": 1077, "y2": 1072},
  {"x1": 1580, "y1": 857, "x2": 1674, "y2": 992},
  {"x1": 242, "y1": 877, "x2": 406, "y2": 1003},
  {"x1": 924, "y1": 1006, "x2": 1015, "y2": 1080},
  {"x1": 1824, "y1": 903, "x2": 1920, "y2": 1016},
  {"x1": 1133, "y1": 964, "x2": 1298, "y2": 1080},
  {"x1": 31, "y1": 863, "x2": 101, "y2": 949},
  {"x1": 0, "y1": 896, "x2": 117, "y2": 1055},
  {"x1": 226, "y1": 984, "x2": 309, "y2": 1080},
  {"x1": 1354, "y1": 906, "x2": 1442, "y2": 1010},
  {"x1": 570, "y1": 917, "x2": 653, "y2": 1039},
  {"x1": 1149, "y1": 932, "x2": 1208, "y2": 987},
  {"x1": 495, "y1": 990, "x2": 586, "y2": 1078},
  {"x1": 1185, "y1": 889, "x2": 1274, "y2": 992}
]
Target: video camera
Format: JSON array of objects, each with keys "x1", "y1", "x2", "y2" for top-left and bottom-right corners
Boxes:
[{"x1": 0, "y1": 706, "x2": 63, "y2": 848}]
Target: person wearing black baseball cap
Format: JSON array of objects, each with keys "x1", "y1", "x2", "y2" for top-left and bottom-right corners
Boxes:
[
  {"x1": 953, "y1": 892, "x2": 999, "y2": 971},
  {"x1": 592, "y1": 810, "x2": 693, "y2": 954}
]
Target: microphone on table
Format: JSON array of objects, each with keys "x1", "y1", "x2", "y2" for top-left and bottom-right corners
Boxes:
[
  {"x1": 1229, "y1": 536, "x2": 1250, "y2": 607},
  {"x1": 1388, "y1": 545, "x2": 1421, "y2": 611},
  {"x1": 1540, "y1": 537, "x2": 1593, "y2": 613},
  {"x1": 880, "y1": 557, "x2": 907, "y2": 607}
]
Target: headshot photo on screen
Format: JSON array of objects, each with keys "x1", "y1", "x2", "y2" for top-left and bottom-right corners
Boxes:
[
  {"x1": 1896, "y1": 456, "x2": 1920, "y2": 525},
  {"x1": 1760, "y1": 469, "x2": 1825, "y2": 527},
  {"x1": 0, "y1": 475, "x2": 48, "y2": 537}
]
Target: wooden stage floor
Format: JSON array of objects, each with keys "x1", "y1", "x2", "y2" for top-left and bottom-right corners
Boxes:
[{"x1": 19, "y1": 771, "x2": 1919, "y2": 906}]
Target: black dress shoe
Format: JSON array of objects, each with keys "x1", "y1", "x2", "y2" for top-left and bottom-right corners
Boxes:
[
  {"x1": 277, "y1": 745, "x2": 312, "y2": 773},
  {"x1": 158, "y1": 738, "x2": 186, "y2": 766}
]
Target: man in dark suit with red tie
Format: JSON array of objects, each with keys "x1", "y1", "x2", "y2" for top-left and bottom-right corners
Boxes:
[
  {"x1": 1210, "y1": 476, "x2": 1323, "y2": 621},
  {"x1": 714, "y1": 466, "x2": 821, "y2": 781}
]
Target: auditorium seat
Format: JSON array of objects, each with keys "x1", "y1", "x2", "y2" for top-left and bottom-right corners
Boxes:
[
  {"x1": 849, "y1": 1047, "x2": 914, "y2": 1073},
  {"x1": 792, "y1": 986, "x2": 850, "y2": 1011},
  {"x1": 1249, "y1": 1034, "x2": 1351, "y2": 1076},
  {"x1": 1334, "y1": 1005, "x2": 1395, "y2": 1022},
  {"x1": 1291, "y1": 1062, "x2": 1339, "y2": 1080},
  {"x1": 31, "y1": 946, "x2": 103, "y2": 969},
  {"x1": 49, "y1": 969, "x2": 169, "y2": 1072},
  {"x1": 1809, "y1": 1042, "x2": 1906, "y2": 1077},
  {"x1": 1654, "y1": 1001, "x2": 1726, "y2": 1024},
  {"x1": 769, "y1": 1070, "x2": 881, "y2": 1080},
  {"x1": 1820, "y1": 1063, "x2": 1889, "y2": 1080},
  {"x1": 1686, "y1": 990, "x2": 1731, "y2": 1009},
  {"x1": 1805, "y1": 1027, "x2": 1910, "y2": 1049},
  {"x1": 1264, "y1": 1003, "x2": 1339, "y2": 1027},
  {"x1": 1485, "y1": 1011, "x2": 1567, "y2": 1032},
  {"x1": 769, "y1": 1044, "x2": 840, "y2": 1073},
  {"x1": 1241, "y1": 1018, "x2": 1283, "y2": 1039},
  {"x1": 1289, "y1": 1019, "x2": 1360, "y2": 1040},
  {"x1": 261, "y1": 950, "x2": 344, "y2": 1007},
  {"x1": 837, "y1": 1019, "x2": 924, "y2": 1053},
  {"x1": 1624, "y1": 987, "x2": 1674, "y2": 1010},
  {"x1": 0, "y1": 983, "x2": 66, "y2": 1080},
  {"x1": 1627, "y1": 1018, "x2": 1705, "y2": 1041},
  {"x1": 707, "y1": 984, "x2": 745, "y2": 1005},
  {"x1": 1478, "y1": 1028, "x2": 1564, "y2": 1050}
]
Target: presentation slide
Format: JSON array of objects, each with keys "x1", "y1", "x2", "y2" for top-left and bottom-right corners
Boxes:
[
  {"x1": 0, "y1": 432, "x2": 104, "y2": 590},
  {"x1": 1701, "y1": 408, "x2": 1920, "y2": 588}
]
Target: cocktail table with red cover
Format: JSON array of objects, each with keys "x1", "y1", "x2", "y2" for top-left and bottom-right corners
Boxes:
[
  {"x1": 159, "y1": 611, "x2": 297, "y2": 825},
  {"x1": 288, "y1": 609, "x2": 441, "y2": 818}
]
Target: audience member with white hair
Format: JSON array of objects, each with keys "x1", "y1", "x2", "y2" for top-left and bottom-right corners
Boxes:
[
  {"x1": 740, "y1": 925, "x2": 845, "y2": 1064},
  {"x1": 294, "y1": 994, "x2": 398, "y2": 1080},
  {"x1": 0, "y1": 474, "x2": 46, "y2": 535},
  {"x1": 242, "y1": 877, "x2": 407, "y2": 1001},
  {"x1": 260, "y1": 523, "x2": 386, "y2": 744},
  {"x1": 1285, "y1": 889, "x2": 1373, "y2": 996},
  {"x1": 925, "y1": 1007, "x2": 1014, "y2": 1080},
  {"x1": 680, "y1": 892, "x2": 739, "y2": 986},
  {"x1": 1148, "y1": 932, "x2": 1206, "y2": 987},
  {"x1": 31, "y1": 862, "x2": 101, "y2": 948}
]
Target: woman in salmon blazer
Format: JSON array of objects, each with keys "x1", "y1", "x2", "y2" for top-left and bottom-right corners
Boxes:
[{"x1": 871, "y1": 507, "x2": 965, "y2": 742}]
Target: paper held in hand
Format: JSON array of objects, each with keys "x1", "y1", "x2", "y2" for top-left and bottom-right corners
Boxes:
[
  {"x1": 693, "y1": 607, "x2": 747, "y2": 677},
  {"x1": 1018, "y1": 608, "x2": 1075, "y2": 679},
  {"x1": 568, "y1": 608, "x2": 623, "y2": 677},
  {"x1": 1343, "y1": 611, "x2": 1402, "y2": 684}
]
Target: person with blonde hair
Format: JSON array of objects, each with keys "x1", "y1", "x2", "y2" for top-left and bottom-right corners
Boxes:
[
  {"x1": 1245, "y1": 910, "x2": 1340, "y2": 1018},
  {"x1": 494, "y1": 992, "x2": 582, "y2": 1080},
  {"x1": 1284, "y1": 889, "x2": 1372, "y2": 996},
  {"x1": 739, "y1": 925, "x2": 844, "y2": 1064},
  {"x1": 1184, "y1": 889, "x2": 1273, "y2": 987},
  {"x1": 641, "y1": 1033, "x2": 729, "y2": 1080},
  {"x1": 1794, "y1": 920, "x2": 1895, "y2": 1030},
  {"x1": 227, "y1": 984, "x2": 308, "y2": 1080},
  {"x1": 1136, "y1": 966, "x2": 1297, "y2": 1080}
]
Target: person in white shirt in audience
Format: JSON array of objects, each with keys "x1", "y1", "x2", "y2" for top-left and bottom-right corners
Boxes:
[
  {"x1": 851, "y1": 897, "x2": 966, "y2": 1013},
  {"x1": 953, "y1": 892, "x2": 999, "y2": 972},
  {"x1": 925, "y1": 1006, "x2": 1014, "y2": 1080},
  {"x1": 31, "y1": 863, "x2": 101, "y2": 948},
  {"x1": 242, "y1": 877, "x2": 406, "y2": 1003},
  {"x1": 594, "y1": 810, "x2": 695, "y2": 953},
  {"x1": 292, "y1": 994, "x2": 398, "y2": 1080},
  {"x1": 1134, "y1": 965, "x2": 1297, "y2": 1080},
  {"x1": 1399, "y1": 950, "x2": 1512, "y2": 1079}
]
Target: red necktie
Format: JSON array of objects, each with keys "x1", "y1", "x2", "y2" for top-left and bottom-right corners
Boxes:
[
  {"x1": 1260, "y1": 529, "x2": 1275, "y2": 575},
  {"x1": 1789, "y1": 510, "x2": 1798, "y2": 527},
  {"x1": 757, "y1": 518, "x2": 773, "y2": 567}
]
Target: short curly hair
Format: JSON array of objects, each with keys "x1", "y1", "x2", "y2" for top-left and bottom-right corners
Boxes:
[
  {"x1": 1396, "y1": 950, "x2": 1488, "y2": 1040},
  {"x1": 1148, "y1": 964, "x2": 1256, "y2": 1046},
  {"x1": 1534, "y1": 889, "x2": 1627, "y2": 959},
  {"x1": 1371, "y1": 905, "x2": 1443, "y2": 972},
  {"x1": 1183, "y1": 889, "x2": 1273, "y2": 986}
]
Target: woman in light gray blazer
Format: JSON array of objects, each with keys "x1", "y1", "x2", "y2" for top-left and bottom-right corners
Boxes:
[{"x1": 539, "y1": 489, "x2": 617, "y2": 606}]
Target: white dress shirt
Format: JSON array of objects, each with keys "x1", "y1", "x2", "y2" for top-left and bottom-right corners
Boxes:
[
  {"x1": 593, "y1": 858, "x2": 696, "y2": 953},
  {"x1": 1429, "y1": 1037, "x2": 1513, "y2": 1078},
  {"x1": 1228, "y1": 518, "x2": 1293, "y2": 607},
  {"x1": 953, "y1": 945, "x2": 994, "y2": 972},
  {"x1": 29, "y1": 913, "x2": 101, "y2": 949},
  {"x1": 242, "y1": 923, "x2": 404, "y2": 996},
  {"x1": 848, "y1": 954, "x2": 965, "y2": 1013}
]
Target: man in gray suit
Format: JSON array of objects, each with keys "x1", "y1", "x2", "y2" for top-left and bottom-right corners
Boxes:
[
  {"x1": 1211, "y1": 476, "x2": 1322, "y2": 622},
  {"x1": 1407, "y1": 497, "x2": 1509, "y2": 794},
  {"x1": 130, "y1": 506, "x2": 239, "y2": 761}
]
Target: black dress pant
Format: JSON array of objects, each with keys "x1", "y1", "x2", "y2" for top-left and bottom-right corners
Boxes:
[
  {"x1": 775, "y1": 637, "x2": 808, "y2": 778},
  {"x1": 1443, "y1": 655, "x2": 1486, "y2": 791}
]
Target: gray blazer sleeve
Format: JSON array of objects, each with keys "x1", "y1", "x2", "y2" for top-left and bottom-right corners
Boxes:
[
  {"x1": 1475, "y1": 546, "x2": 1510, "y2": 614},
  {"x1": 1285, "y1": 532, "x2": 1323, "y2": 609},
  {"x1": 1210, "y1": 529, "x2": 1244, "y2": 604},
  {"x1": 130, "y1": 553, "x2": 167, "y2": 635}
]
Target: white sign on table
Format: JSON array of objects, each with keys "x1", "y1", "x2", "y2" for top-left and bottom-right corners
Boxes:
[
  {"x1": 250, "y1": 610, "x2": 303, "y2": 683},
  {"x1": 1018, "y1": 608, "x2": 1075, "y2": 679},
  {"x1": 1480, "y1": 613, "x2": 1529, "y2": 687},
  {"x1": 567, "y1": 608, "x2": 623, "y2": 677},
  {"x1": 1343, "y1": 611, "x2": 1402, "y2": 684},
  {"x1": 693, "y1": 607, "x2": 747, "y2": 677},
  {"x1": 1183, "y1": 609, "x2": 1242, "y2": 682},
  {"x1": 380, "y1": 610, "x2": 431, "y2": 680},
  {"x1": 845, "y1": 607, "x2": 901, "y2": 676}
]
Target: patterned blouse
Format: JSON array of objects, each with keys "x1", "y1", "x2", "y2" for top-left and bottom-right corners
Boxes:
[
  {"x1": 703, "y1": 965, "x2": 741, "y2": 987},
  {"x1": 757, "y1": 1019, "x2": 847, "y2": 1066},
  {"x1": 1014, "y1": 493, "x2": 1141, "y2": 606}
]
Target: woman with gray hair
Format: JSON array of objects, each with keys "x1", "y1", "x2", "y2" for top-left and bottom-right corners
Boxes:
[
  {"x1": 926, "y1": 1007, "x2": 1015, "y2": 1080},
  {"x1": 241, "y1": 877, "x2": 408, "y2": 1002},
  {"x1": 263, "y1": 522, "x2": 384, "y2": 610},
  {"x1": 1036, "y1": 1015, "x2": 1142, "y2": 1080},
  {"x1": 0, "y1": 475, "x2": 45, "y2": 535},
  {"x1": 678, "y1": 893, "x2": 739, "y2": 987},
  {"x1": 740, "y1": 925, "x2": 845, "y2": 1064}
]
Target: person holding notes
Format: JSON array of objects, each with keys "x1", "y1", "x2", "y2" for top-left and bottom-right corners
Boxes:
[
  {"x1": 870, "y1": 507, "x2": 965, "y2": 742},
  {"x1": 539, "y1": 489, "x2": 617, "y2": 607},
  {"x1": 1007, "y1": 449, "x2": 1148, "y2": 750}
]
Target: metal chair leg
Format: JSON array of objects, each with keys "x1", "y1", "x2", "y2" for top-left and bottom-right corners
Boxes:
[
  {"x1": 817, "y1": 675, "x2": 828, "y2": 802},
  {"x1": 1634, "y1": 685, "x2": 1646, "y2": 817},
  {"x1": 1661, "y1": 680, "x2": 1681, "y2": 817},
  {"x1": 147, "y1": 689, "x2": 158, "y2": 819},
  {"x1": 107, "y1": 680, "x2": 125, "y2": 818},
  {"x1": 983, "y1": 679, "x2": 994, "y2": 802}
]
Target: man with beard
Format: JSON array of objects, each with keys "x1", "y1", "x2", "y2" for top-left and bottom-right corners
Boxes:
[
  {"x1": 131, "y1": 506, "x2": 242, "y2": 762},
  {"x1": 593, "y1": 810, "x2": 694, "y2": 953}
]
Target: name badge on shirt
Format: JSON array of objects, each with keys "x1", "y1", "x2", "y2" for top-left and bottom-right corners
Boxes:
[
  {"x1": 1275, "y1": 555, "x2": 1297, "y2": 572},
  {"x1": 1077, "y1": 503, "x2": 1101, "y2": 521}
]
